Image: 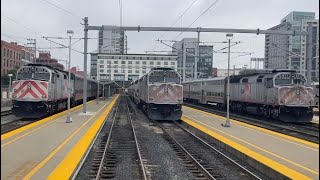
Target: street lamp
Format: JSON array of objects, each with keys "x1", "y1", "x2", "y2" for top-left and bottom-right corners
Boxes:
[
  {"x1": 222, "y1": 33, "x2": 233, "y2": 127},
  {"x1": 66, "y1": 30, "x2": 74, "y2": 123},
  {"x1": 8, "y1": 74, "x2": 13, "y2": 98}
]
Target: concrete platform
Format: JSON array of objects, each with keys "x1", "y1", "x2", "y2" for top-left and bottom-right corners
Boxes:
[
  {"x1": 182, "y1": 106, "x2": 319, "y2": 180},
  {"x1": 1, "y1": 106, "x2": 11, "y2": 112},
  {"x1": 1, "y1": 95, "x2": 119, "y2": 180}
]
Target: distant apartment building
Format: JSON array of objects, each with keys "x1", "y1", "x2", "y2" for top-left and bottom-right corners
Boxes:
[
  {"x1": 1, "y1": 40, "x2": 35, "y2": 76},
  {"x1": 98, "y1": 25, "x2": 126, "y2": 54},
  {"x1": 264, "y1": 11, "x2": 315, "y2": 71},
  {"x1": 265, "y1": 22, "x2": 291, "y2": 69},
  {"x1": 172, "y1": 38, "x2": 213, "y2": 80},
  {"x1": 90, "y1": 53, "x2": 177, "y2": 81},
  {"x1": 300, "y1": 19, "x2": 319, "y2": 81},
  {"x1": 35, "y1": 52, "x2": 64, "y2": 71}
]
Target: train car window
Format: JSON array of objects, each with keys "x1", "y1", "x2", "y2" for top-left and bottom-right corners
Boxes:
[
  {"x1": 51, "y1": 74, "x2": 55, "y2": 83},
  {"x1": 64, "y1": 75, "x2": 67, "y2": 79},
  {"x1": 265, "y1": 78, "x2": 273, "y2": 88},
  {"x1": 34, "y1": 72, "x2": 50, "y2": 81},
  {"x1": 257, "y1": 79, "x2": 263, "y2": 83},
  {"x1": 242, "y1": 79, "x2": 248, "y2": 83}
]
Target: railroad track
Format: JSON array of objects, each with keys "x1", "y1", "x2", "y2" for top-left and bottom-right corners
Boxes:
[
  {"x1": 155, "y1": 121, "x2": 263, "y2": 180},
  {"x1": 1, "y1": 109, "x2": 12, "y2": 116},
  {"x1": 184, "y1": 102, "x2": 319, "y2": 144},
  {"x1": 1, "y1": 119, "x2": 35, "y2": 135},
  {"x1": 85, "y1": 96, "x2": 147, "y2": 179}
]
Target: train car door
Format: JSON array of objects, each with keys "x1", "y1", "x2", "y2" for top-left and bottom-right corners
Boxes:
[{"x1": 201, "y1": 82, "x2": 205, "y2": 104}]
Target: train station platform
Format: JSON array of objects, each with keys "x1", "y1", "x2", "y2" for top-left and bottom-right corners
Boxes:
[
  {"x1": 181, "y1": 106, "x2": 319, "y2": 180},
  {"x1": 1, "y1": 95, "x2": 119, "y2": 180},
  {"x1": 1, "y1": 106, "x2": 11, "y2": 112}
]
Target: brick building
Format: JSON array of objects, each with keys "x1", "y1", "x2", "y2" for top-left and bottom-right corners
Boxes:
[
  {"x1": 71, "y1": 66, "x2": 85, "y2": 77},
  {"x1": 36, "y1": 52, "x2": 64, "y2": 71},
  {"x1": 1, "y1": 40, "x2": 35, "y2": 76}
]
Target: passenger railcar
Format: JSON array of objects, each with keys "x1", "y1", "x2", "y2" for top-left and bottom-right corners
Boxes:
[
  {"x1": 183, "y1": 69, "x2": 314, "y2": 122},
  {"x1": 128, "y1": 67, "x2": 183, "y2": 120},
  {"x1": 12, "y1": 64, "x2": 101, "y2": 118}
]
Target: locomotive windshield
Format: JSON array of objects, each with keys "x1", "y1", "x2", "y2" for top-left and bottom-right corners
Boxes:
[
  {"x1": 275, "y1": 73, "x2": 306, "y2": 86},
  {"x1": 149, "y1": 70, "x2": 180, "y2": 83},
  {"x1": 16, "y1": 66, "x2": 51, "y2": 81}
]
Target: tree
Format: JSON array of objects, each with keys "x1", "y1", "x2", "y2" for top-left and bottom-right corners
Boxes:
[{"x1": 1, "y1": 68, "x2": 18, "y2": 85}]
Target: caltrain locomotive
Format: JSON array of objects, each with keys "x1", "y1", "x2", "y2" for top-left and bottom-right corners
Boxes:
[
  {"x1": 183, "y1": 69, "x2": 315, "y2": 122},
  {"x1": 128, "y1": 67, "x2": 183, "y2": 120},
  {"x1": 12, "y1": 64, "x2": 102, "y2": 118}
]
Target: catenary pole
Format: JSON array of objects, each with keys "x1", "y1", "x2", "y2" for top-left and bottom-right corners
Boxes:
[{"x1": 83, "y1": 17, "x2": 88, "y2": 113}]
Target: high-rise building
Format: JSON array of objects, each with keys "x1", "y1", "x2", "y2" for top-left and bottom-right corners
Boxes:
[
  {"x1": 300, "y1": 19, "x2": 319, "y2": 81},
  {"x1": 264, "y1": 22, "x2": 291, "y2": 69},
  {"x1": 98, "y1": 25, "x2": 125, "y2": 54},
  {"x1": 264, "y1": 11, "x2": 315, "y2": 71},
  {"x1": 281, "y1": 11, "x2": 315, "y2": 70},
  {"x1": 172, "y1": 38, "x2": 213, "y2": 81}
]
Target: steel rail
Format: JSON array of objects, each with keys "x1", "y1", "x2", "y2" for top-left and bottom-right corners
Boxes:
[
  {"x1": 156, "y1": 121, "x2": 216, "y2": 180},
  {"x1": 173, "y1": 121, "x2": 263, "y2": 180},
  {"x1": 127, "y1": 102, "x2": 148, "y2": 180}
]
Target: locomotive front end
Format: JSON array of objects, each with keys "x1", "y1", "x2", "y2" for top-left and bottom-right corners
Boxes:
[
  {"x1": 12, "y1": 65, "x2": 51, "y2": 118},
  {"x1": 147, "y1": 68, "x2": 183, "y2": 120},
  {"x1": 275, "y1": 73, "x2": 314, "y2": 122}
]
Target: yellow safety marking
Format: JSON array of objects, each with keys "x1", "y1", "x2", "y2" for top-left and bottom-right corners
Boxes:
[
  {"x1": 1, "y1": 101, "x2": 96, "y2": 148},
  {"x1": 187, "y1": 108, "x2": 319, "y2": 152},
  {"x1": 183, "y1": 115, "x2": 319, "y2": 177},
  {"x1": 183, "y1": 106, "x2": 319, "y2": 149},
  {"x1": 1, "y1": 100, "x2": 95, "y2": 141},
  {"x1": 22, "y1": 95, "x2": 118, "y2": 180},
  {"x1": 47, "y1": 95, "x2": 119, "y2": 180}
]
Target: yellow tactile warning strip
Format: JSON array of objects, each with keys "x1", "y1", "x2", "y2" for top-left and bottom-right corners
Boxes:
[
  {"x1": 1, "y1": 100, "x2": 95, "y2": 141},
  {"x1": 181, "y1": 115, "x2": 313, "y2": 180},
  {"x1": 183, "y1": 106, "x2": 319, "y2": 149},
  {"x1": 21, "y1": 95, "x2": 119, "y2": 179},
  {"x1": 46, "y1": 95, "x2": 119, "y2": 180}
]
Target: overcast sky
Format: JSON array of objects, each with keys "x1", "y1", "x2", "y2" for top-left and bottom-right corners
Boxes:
[{"x1": 1, "y1": 0, "x2": 319, "y2": 71}]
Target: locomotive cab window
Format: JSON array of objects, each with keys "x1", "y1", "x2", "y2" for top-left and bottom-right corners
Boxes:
[{"x1": 265, "y1": 78, "x2": 273, "y2": 88}]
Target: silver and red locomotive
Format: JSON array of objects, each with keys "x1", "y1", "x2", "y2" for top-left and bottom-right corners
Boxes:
[
  {"x1": 128, "y1": 67, "x2": 183, "y2": 120},
  {"x1": 183, "y1": 69, "x2": 314, "y2": 122},
  {"x1": 12, "y1": 64, "x2": 100, "y2": 118}
]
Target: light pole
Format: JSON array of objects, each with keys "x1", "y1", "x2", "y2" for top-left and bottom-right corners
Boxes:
[
  {"x1": 8, "y1": 74, "x2": 13, "y2": 98},
  {"x1": 97, "y1": 79, "x2": 99, "y2": 104},
  {"x1": 222, "y1": 33, "x2": 233, "y2": 127},
  {"x1": 66, "y1": 30, "x2": 74, "y2": 123}
]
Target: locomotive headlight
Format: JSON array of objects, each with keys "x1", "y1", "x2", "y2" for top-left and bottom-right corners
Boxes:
[
  {"x1": 42, "y1": 95, "x2": 46, "y2": 98},
  {"x1": 310, "y1": 101, "x2": 313, "y2": 104},
  {"x1": 281, "y1": 100, "x2": 285, "y2": 103}
]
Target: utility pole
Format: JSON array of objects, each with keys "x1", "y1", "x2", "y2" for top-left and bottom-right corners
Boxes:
[
  {"x1": 222, "y1": 33, "x2": 233, "y2": 127},
  {"x1": 66, "y1": 30, "x2": 74, "y2": 123},
  {"x1": 27, "y1": 39, "x2": 36, "y2": 64},
  {"x1": 83, "y1": 17, "x2": 88, "y2": 113},
  {"x1": 195, "y1": 30, "x2": 200, "y2": 79},
  {"x1": 97, "y1": 80, "x2": 99, "y2": 104},
  {"x1": 183, "y1": 43, "x2": 186, "y2": 81},
  {"x1": 306, "y1": 22, "x2": 313, "y2": 86},
  {"x1": 125, "y1": 35, "x2": 128, "y2": 54}
]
